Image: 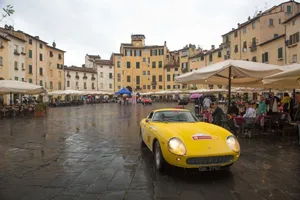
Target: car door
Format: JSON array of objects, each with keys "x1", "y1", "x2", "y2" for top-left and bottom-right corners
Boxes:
[{"x1": 142, "y1": 112, "x2": 154, "y2": 148}]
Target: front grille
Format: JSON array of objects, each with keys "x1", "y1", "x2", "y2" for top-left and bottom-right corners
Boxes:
[{"x1": 186, "y1": 155, "x2": 234, "y2": 165}]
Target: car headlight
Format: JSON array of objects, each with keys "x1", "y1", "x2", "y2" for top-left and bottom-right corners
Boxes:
[
  {"x1": 168, "y1": 138, "x2": 186, "y2": 156},
  {"x1": 226, "y1": 136, "x2": 240, "y2": 153}
]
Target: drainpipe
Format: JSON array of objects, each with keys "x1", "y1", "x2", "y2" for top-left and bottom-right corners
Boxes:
[
  {"x1": 239, "y1": 29, "x2": 242, "y2": 60},
  {"x1": 35, "y1": 41, "x2": 38, "y2": 85},
  {"x1": 284, "y1": 24, "x2": 287, "y2": 65}
]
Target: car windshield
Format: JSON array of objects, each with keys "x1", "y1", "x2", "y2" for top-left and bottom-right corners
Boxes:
[{"x1": 152, "y1": 111, "x2": 198, "y2": 122}]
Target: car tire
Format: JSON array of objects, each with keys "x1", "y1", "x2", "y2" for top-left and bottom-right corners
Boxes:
[
  {"x1": 139, "y1": 129, "x2": 146, "y2": 147},
  {"x1": 154, "y1": 141, "x2": 165, "y2": 172}
]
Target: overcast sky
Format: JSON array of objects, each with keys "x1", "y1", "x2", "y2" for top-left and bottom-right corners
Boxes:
[{"x1": 1, "y1": 0, "x2": 286, "y2": 66}]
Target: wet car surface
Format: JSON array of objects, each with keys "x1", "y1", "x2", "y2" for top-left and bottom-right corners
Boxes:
[{"x1": 0, "y1": 103, "x2": 299, "y2": 200}]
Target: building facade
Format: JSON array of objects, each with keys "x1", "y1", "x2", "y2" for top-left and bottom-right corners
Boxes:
[
  {"x1": 113, "y1": 34, "x2": 167, "y2": 92},
  {"x1": 0, "y1": 35, "x2": 9, "y2": 80},
  {"x1": 64, "y1": 66, "x2": 97, "y2": 91}
]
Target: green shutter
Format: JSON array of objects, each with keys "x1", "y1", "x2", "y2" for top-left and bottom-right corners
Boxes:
[
  {"x1": 150, "y1": 50, "x2": 152, "y2": 56},
  {"x1": 262, "y1": 54, "x2": 265, "y2": 63}
]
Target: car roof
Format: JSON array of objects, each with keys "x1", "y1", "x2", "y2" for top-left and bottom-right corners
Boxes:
[{"x1": 153, "y1": 108, "x2": 190, "y2": 112}]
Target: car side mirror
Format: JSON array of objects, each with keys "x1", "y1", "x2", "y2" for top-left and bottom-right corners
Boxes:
[{"x1": 145, "y1": 119, "x2": 149, "y2": 123}]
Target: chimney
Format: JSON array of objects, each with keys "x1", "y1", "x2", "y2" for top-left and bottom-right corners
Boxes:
[
  {"x1": 232, "y1": 28, "x2": 235, "y2": 31},
  {"x1": 164, "y1": 41, "x2": 166, "y2": 46},
  {"x1": 52, "y1": 41, "x2": 56, "y2": 48},
  {"x1": 248, "y1": 16, "x2": 251, "y2": 21},
  {"x1": 35, "y1": 36, "x2": 39, "y2": 39},
  {"x1": 211, "y1": 45, "x2": 215, "y2": 50},
  {"x1": 238, "y1": 23, "x2": 240, "y2": 27}
]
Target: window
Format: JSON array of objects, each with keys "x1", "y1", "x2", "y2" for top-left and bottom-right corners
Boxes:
[
  {"x1": 173, "y1": 74, "x2": 176, "y2": 81},
  {"x1": 15, "y1": 77, "x2": 18, "y2": 81},
  {"x1": 278, "y1": 47, "x2": 283, "y2": 59},
  {"x1": 152, "y1": 61, "x2": 156, "y2": 68},
  {"x1": 144, "y1": 49, "x2": 149, "y2": 54},
  {"x1": 167, "y1": 74, "x2": 171, "y2": 81},
  {"x1": 109, "y1": 73, "x2": 113, "y2": 79},
  {"x1": 167, "y1": 85, "x2": 171, "y2": 89},
  {"x1": 136, "y1": 62, "x2": 140, "y2": 69},
  {"x1": 125, "y1": 49, "x2": 132, "y2": 56},
  {"x1": 117, "y1": 73, "x2": 121, "y2": 82},
  {"x1": 29, "y1": 39, "x2": 32, "y2": 45},
  {"x1": 252, "y1": 22, "x2": 256, "y2": 29},
  {"x1": 59, "y1": 71, "x2": 61, "y2": 78},
  {"x1": 0, "y1": 56, "x2": 2, "y2": 66},
  {"x1": 252, "y1": 56, "x2": 257, "y2": 62},
  {"x1": 28, "y1": 65, "x2": 32, "y2": 74},
  {"x1": 147, "y1": 57, "x2": 150, "y2": 63},
  {"x1": 150, "y1": 49, "x2": 157, "y2": 56},
  {"x1": 159, "y1": 85, "x2": 163, "y2": 89},
  {"x1": 134, "y1": 49, "x2": 142, "y2": 57},
  {"x1": 269, "y1": 19, "x2": 274, "y2": 26},
  {"x1": 58, "y1": 54, "x2": 62, "y2": 60},
  {"x1": 243, "y1": 26, "x2": 247, "y2": 34},
  {"x1": 76, "y1": 82, "x2": 78, "y2": 87},
  {"x1": 293, "y1": 20, "x2": 296, "y2": 25},
  {"x1": 234, "y1": 45, "x2": 238, "y2": 53},
  {"x1": 289, "y1": 32, "x2": 300, "y2": 45},
  {"x1": 100, "y1": 72, "x2": 103, "y2": 77},
  {"x1": 287, "y1": 5, "x2": 292, "y2": 14},
  {"x1": 109, "y1": 84, "x2": 112, "y2": 89},
  {"x1": 279, "y1": 18, "x2": 281, "y2": 24},
  {"x1": 218, "y1": 51, "x2": 222, "y2": 58},
  {"x1": 67, "y1": 81, "x2": 70, "y2": 87},
  {"x1": 152, "y1": 75, "x2": 156, "y2": 82},
  {"x1": 262, "y1": 52, "x2": 269, "y2": 63},
  {"x1": 29, "y1": 79, "x2": 32, "y2": 83},
  {"x1": 173, "y1": 85, "x2": 176, "y2": 89},
  {"x1": 126, "y1": 62, "x2": 131, "y2": 68},
  {"x1": 175, "y1": 67, "x2": 178, "y2": 71},
  {"x1": 147, "y1": 85, "x2": 150, "y2": 89},
  {"x1": 274, "y1": 34, "x2": 278, "y2": 38},
  {"x1": 117, "y1": 61, "x2": 120, "y2": 68},
  {"x1": 200, "y1": 55, "x2": 204, "y2": 60},
  {"x1": 127, "y1": 75, "x2": 131, "y2": 82},
  {"x1": 92, "y1": 83, "x2": 95, "y2": 89},
  {"x1": 147, "y1": 71, "x2": 150, "y2": 75},
  {"x1": 152, "y1": 85, "x2": 156, "y2": 89},
  {"x1": 143, "y1": 57, "x2": 146, "y2": 62},
  {"x1": 159, "y1": 75, "x2": 162, "y2": 82},
  {"x1": 143, "y1": 85, "x2": 146, "y2": 89},
  {"x1": 84, "y1": 82, "x2": 87, "y2": 89},
  {"x1": 167, "y1": 68, "x2": 170, "y2": 72},
  {"x1": 209, "y1": 54, "x2": 213, "y2": 62},
  {"x1": 234, "y1": 31, "x2": 238, "y2": 38},
  {"x1": 39, "y1": 67, "x2": 43, "y2": 76},
  {"x1": 243, "y1": 41, "x2": 247, "y2": 52},
  {"x1": 136, "y1": 76, "x2": 140, "y2": 84},
  {"x1": 158, "y1": 49, "x2": 164, "y2": 55},
  {"x1": 181, "y1": 50, "x2": 188, "y2": 57},
  {"x1": 29, "y1": 50, "x2": 32, "y2": 58},
  {"x1": 39, "y1": 53, "x2": 43, "y2": 61},
  {"x1": 142, "y1": 71, "x2": 146, "y2": 75},
  {"x1": 39, "y1": 80, "x2": 43, "y2": 86},
  {"x1": 40, "y1": 43, "x2": 43, "y2": 49},
  {"x1": 293, "y1": 54, "x2": 297, "y2": 63},
  {"x1": 14, "y1": 61, "x2": 18, "y2": 69}
]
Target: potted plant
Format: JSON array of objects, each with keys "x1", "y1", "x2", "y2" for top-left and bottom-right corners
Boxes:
[
  {"x1": 34, "y1": 103, "x2": 45, "y2": 117},
  {"x1": 41, "y1": 103, "x2": 49, "y2": 114}
]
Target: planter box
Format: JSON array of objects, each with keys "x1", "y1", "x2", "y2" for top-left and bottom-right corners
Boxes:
[{"x1": 34, "y1": 111, "x2": 45, "y2": 117}]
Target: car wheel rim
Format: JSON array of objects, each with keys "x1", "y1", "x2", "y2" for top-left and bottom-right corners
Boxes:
[{"x1": 155, "y1": 143, "x2": 161, "y2": 167}]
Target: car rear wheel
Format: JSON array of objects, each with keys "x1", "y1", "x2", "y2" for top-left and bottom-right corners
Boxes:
[
  {"x1": 139, "y1": 129, "x2": 146, "y2": 147},
  {"x1": 154, "y1": 141, "x2": 165, "y2": 172}
]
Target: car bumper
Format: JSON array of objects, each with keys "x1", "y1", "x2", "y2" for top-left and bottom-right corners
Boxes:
[{"x1": 161, "y1": 146, "x2": 240, "y2": 168}]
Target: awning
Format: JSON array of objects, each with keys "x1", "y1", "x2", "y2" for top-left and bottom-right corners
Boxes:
[{"x1": 0, "y1": 80, "x2": 45, "y2": 95}]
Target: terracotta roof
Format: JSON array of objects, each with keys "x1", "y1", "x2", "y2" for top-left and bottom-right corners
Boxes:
[
  {"x1": 64, "y1": 66, "x2": 97, "y2": 73},
  {"x1": 47, "y1": 44, "x2": 66, "y2": 53},
  {"x1": 259, "y1": 34, "x2": 285, "y2": 46},
  {"x1": 0, "y1": 28, "x2": 27, "y2": 42},
  {"x1": 87, "y1": 54, "x2": 101, "y2": 59},
  {"x1": 282, "y1": 12, "x2": 300, "y2": 24},
  {"x1": 16, "y1": 30, "x2": 48, "y2": 44},
  {"x1": 0, "y1": 35, "x2": 10, "y2": 41},
  {"x1": 122, "y1": 44, "x2": 164, "y2": 49},
  {"x1": 95, "y1": 59, "x2": 113, "y2": 65},
  {"x1": 121, "y1": 43, "x2": 133, "y2": 46}
]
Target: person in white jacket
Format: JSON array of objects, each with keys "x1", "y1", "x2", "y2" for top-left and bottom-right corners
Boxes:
[{"x1": 243, "y1": 102, "x2": 256, "y2": 118}]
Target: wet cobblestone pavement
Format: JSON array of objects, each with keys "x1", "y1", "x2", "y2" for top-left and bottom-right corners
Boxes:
[{"x1": 0, "y1": 103, "x2": 300, "y2": 200}]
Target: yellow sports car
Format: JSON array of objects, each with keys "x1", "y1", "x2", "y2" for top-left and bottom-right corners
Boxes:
[{"x1": 139, "y1": 108, "x2": 240, "y2": 172}]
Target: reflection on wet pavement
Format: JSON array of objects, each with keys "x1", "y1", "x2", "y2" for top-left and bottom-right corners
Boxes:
[{"x1": 0, "y1": 103, "x2": 299, "y2": 200}]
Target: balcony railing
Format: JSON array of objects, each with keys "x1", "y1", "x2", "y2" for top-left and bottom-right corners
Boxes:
[
  {"x1": 21, "y1": 52, "x2": 26, "y2": 55},
  {"x1": 14, "y1": 50, "x2": 20, "y2": 55},
  {"x1": 75, "y1": 75, "x2": 79, "y2": 79},
  {"x1": 67, "y1": 74, "x2": 71, "y2": 78},
  {"x1": 91, "y1": 77, "x2": 96, "y2": 80},
  {"x1": 250, "y1": 45, "x2": 257, "y2": 52},
  {"x1": 14, "y1": 67, "x2": 18, "y2": 70},
  {"x1": 151, "y1": 81, "x2": 157, "y2": 86},
  {"x1": 181, "y1": 67, "x2": 189, "y2": 73},
  {"x1": 83, "y1": 76, "x2": 88, "y2": 79}
]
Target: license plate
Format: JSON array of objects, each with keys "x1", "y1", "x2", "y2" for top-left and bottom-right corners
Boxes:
[{"x1": 199, "y1": 166, "x2": 221, "y2": 171}]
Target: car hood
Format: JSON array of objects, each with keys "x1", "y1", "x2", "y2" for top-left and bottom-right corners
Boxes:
[{"x1": 152, "y1": 122, "x2": 234, "y2": 156}]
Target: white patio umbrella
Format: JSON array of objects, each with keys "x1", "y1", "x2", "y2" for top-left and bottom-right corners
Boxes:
[
  {"x1": 175, "y1": 60, "x2": 282, "y2": 106},
  {"x1": 0, "y1": 80, "x2": 45, "y2": 95},
  {"x1": 263, "y1": 64, "x2": 300, "y2": 89},
  {"x1": 48, "y1": 90, "x2": 85, "y2": 95}
]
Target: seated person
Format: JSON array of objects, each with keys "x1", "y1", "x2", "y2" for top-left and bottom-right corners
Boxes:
[
  {"x1": 227, "y1": 102, "x2": 239, "y2": 116},
  {"x1": 243, "y1": 102, "x2": 256, "y2": 118}
]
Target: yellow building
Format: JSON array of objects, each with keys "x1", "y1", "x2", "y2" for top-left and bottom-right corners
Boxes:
[
  {"x1": 221, "y1": 0, "x2": 300, "y2": 65},
  {"x1": 0, "y1": 35, "x2": 9, "y2": 80},
  {"x1": 113, "y1": 34, "x2": 167, "y2": 92},
  {"x1": 283, "y1": 12, "x2": 300, "y2": 64},
  {"x1": 164, "y1": 50, "x2": 181, "y2": 90}
]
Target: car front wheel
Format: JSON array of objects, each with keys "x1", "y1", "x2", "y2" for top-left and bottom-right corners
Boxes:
[{"x1": 154, "y1": 141, "x2": 165, "y2": 172}]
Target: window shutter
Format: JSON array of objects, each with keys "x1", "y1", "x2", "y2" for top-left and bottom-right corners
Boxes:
[
  {"x1": 134, "y1": 50, "x2": 136, "y2": 56},
  {"x1": 290, "y1": 35, "x2": 293, "y2": 45},
  {"x1": 265, "y1": 53, "x2": 268, "y2": 62},
  {"x1": 155, "y1": 49, "x2": 157, "y2": 55},
  {"x1": 296, "y1": 32, "x2": 299, "y2": 43},
  {"x1": 130, "y1": 50, "x2": 132, "y2": 56},
  {"x1": 150, "y1": 50, "x2": 152, "y2": 56},
  {"x1": 140, "y1": 50, "x2": 142, "y2": 56},
  {"x1": 262, "y1": 54, "x2": 265, "y2": 63}
]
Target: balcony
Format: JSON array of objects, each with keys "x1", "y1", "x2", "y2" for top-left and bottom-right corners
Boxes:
[
  {"x1": 222, "y1": 41, "x2": 231, "y2": 48},
  {"x1": 91, "y1": 77, "x2": 96, "y2": 80},
  {"x1": 83, "y1": 76, "x2": 88, "y2": 79},
  {"x1": 67, "y1": 74, "x2": 71, "y2": 78},
  {"x1": 151, "y1": 81, "x2": 157, "y2": 86},
  {"x1": 14, "y1": 67, "x2": 18, "y2": 70},
  {"x1": 21, "y1": 52, "x2": 26, "y2": 55},
  {"x1": 14, "y1": 49, "x2": 20, "y2": 56},
  {"x1": 22, "y1": 68, "x2": 25, "y2": 71},
  {"x1": 181, "y1": 67, "x2": 189, "y2": 73},
  {"x1": 75, "y1": 75, "x2": 79, "y2": 79},
  {"x1": 250, "y1": 45, "x2": 257, "y2": 52}
]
